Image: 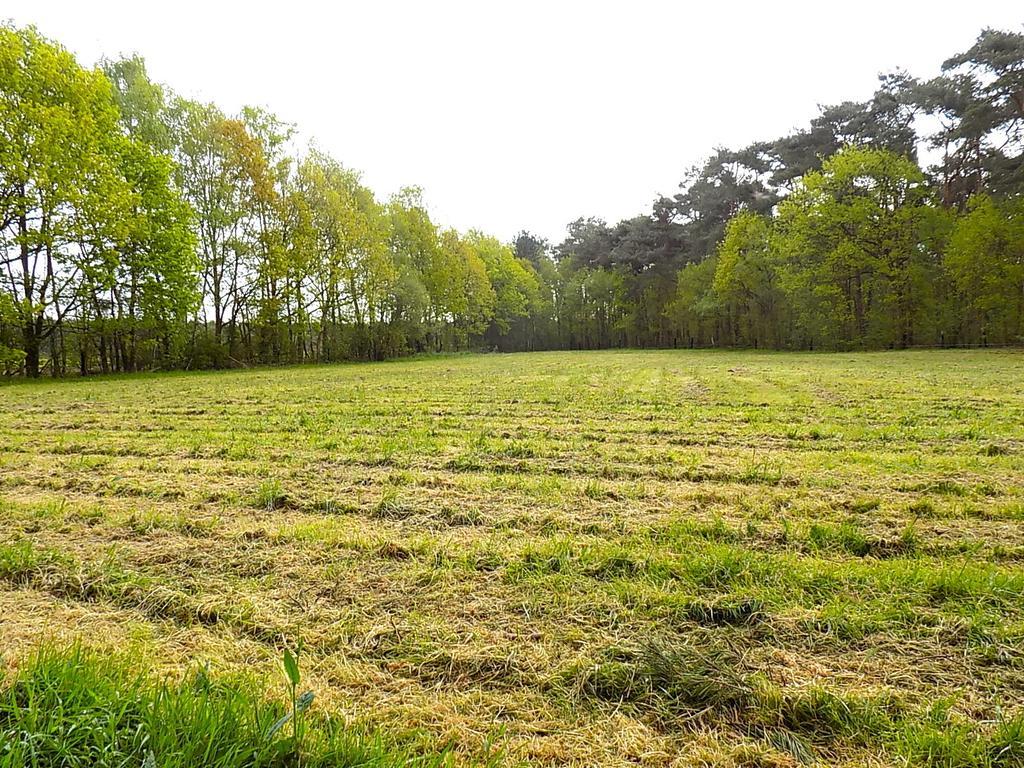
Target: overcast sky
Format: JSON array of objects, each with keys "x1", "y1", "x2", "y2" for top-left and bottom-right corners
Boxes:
[{"x1": 7, "y1": 1, "x2": 1024, "y2": 243}]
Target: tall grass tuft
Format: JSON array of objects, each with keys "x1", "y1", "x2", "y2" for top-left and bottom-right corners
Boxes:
[{"x1": 254, "y1": 479, "x2": 289, "y2": 511}]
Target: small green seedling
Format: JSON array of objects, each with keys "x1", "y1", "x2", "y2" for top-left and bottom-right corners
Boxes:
[{"x1": 266, "y1": 644, "x2": 314, "y2": 761}]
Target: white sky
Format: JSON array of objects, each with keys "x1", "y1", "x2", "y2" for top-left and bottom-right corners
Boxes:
[{"x1": 6, "y1": 1, "x2": 1024, "y2": 243}]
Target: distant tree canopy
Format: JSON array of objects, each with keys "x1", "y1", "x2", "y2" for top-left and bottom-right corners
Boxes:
[{"x1": 2, "y1": 24, "x2": 1023, "y2": 376}]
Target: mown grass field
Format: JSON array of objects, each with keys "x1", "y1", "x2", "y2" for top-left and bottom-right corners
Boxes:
[{"x1": 1, "y1": 349, "x2": 1023, "y2": 767}]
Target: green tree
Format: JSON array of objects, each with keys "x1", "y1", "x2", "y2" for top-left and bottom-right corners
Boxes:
[
  {"x1": 668, "y1": 257, "x2": 719, "y2": 347},
  {"x1": 108, "y1": 140, "x2": 198, "y2": 371},
  {"x1": 773, "y1": 146, "x2": 939, "y2": 348},
  {"x1": 224, "y1": 108, "x2": 294, "y2": 362},
  {"x1": 1, "y1": 24, "x2": 131, "y2": 376},
  {"x1": 436, "y1": 229, "x2": 494, "y2": 347},
  {"x1": 293, "y1": 151, "x2": 392, "y2": 360},
  {"x1": 386, "y1": 188, "x2": 438, "y2": 351},
  {"x1": 713, "y1": 211, "x2": 783, "y2": 348},
  {"x1": 167, "y1": 99, "x2": 243, "y2": 352},
  {"x1": 469, "y1": 231, "x2": 538, "y2": 342},
  {"x1": 0, "y1": 292, "x2": 23, "y2": 371},
  {"x1": 945, "y1": 194, "x2": 1024, "y2": 344}
]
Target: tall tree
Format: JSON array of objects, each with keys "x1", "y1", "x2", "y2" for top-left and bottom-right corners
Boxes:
[
  {"x1": 167, "y1": 99, "x2": 243, "y2": 352},
  {"x1": 945, "y1": 194, "x2": 1024, "y2": 345},
  {"x1": 773, "y1": 146, "x2": 939, "y2": 348},
  {"x1": 713, "y1": 211, "x2": 782, "y2": 348},
  {"x1": 1, "y1": 25, "x2": 130, "y2": 375},
  {"x1": 469, "y1": 231, "x2": 538, "y2": 345}
]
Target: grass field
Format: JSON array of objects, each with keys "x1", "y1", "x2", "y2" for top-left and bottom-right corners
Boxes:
[{"x1": 2, "y1": 349, "x2": 1023, "y2": 767}]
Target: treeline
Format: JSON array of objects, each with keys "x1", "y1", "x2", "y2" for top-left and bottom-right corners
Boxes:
[
  {"x1": 549, "y1": 28, "x2": 1024, "y2": 352},
  {"x1": 1, "y1": 25, "x2": 548, "y2": 376},
  {"x1": 2, "y1": 25, "x2": 1023, "y2": 377}
]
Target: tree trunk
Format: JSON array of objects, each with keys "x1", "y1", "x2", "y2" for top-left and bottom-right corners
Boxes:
[
  {"x1": 98, "y1": 334, "x2": 109, "y2": 374},
  {"x1": 19, "y1": 197, "x2": 40, "y2": 378},
  {"x1": 23, "y1": 323, "x2": 40, "y2": 378}
]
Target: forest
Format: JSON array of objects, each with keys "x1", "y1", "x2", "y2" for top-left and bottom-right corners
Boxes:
[{"x1": 2, "y1": 23, "x2": 1023, "y2": 376}]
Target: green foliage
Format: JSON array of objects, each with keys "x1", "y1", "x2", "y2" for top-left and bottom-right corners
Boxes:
[
  {"x1": 0, "y1": 293, "x2": 24, "y2": 372},
  {"x1": 772, "y1": 146, "x2": 941, "y2": 349},
  {"x1": 0, "y1": 646, "x2": 449, "y2": 768},
  {"x1": 946, "y1": 194, "x2": 1024, "y2": 345},
  {"x1": 1, "y1": 25, "x2": 199, "y2": 376},
  {"x1": 467, "y1": 231, "x2": 539, "y2": 337},
  {"x1": 713, "y1": 211, "x2": 781, "y2": 348}
]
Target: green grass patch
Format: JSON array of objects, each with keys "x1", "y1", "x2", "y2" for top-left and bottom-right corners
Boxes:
[{"x1": 0, "y1": 646, "x2": 451, "y2": 768}]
